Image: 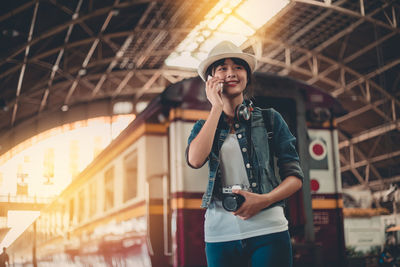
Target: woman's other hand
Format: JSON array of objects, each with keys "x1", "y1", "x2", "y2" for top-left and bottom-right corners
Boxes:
[
  {"x1": 232, "y1": 176, "x2": 302, "y2": 220},
  {"x1": 231, "y1": 190, "x2": 271, "y2": 220}
]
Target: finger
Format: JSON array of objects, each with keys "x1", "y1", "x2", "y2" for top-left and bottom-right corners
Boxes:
[
  {"x1": 206, "y1": 78, "x2": 219, "y2": 90},
  {"x1": 208, "y1": 76, "x2": 224, "y2": 84},
  {"x1": 232, "y1": 189, "x2": 246, "y2": 196},
  {"x1": 232, "y1": 205, "x2": 246, "y2": 216},
  {"x1": 209, "y1": 81, "x2": 224, "y2": 94},
  {"x1": 218, "y1": 82, "x2": 224, "y2": 93},
  {"x1": 234, "y1": 208, "x2": 252, "y2": 220}
]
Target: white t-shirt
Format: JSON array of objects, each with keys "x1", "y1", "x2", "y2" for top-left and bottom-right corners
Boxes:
[{"x1": 204, "y1": 134, "x2": 288, "y2": 243}]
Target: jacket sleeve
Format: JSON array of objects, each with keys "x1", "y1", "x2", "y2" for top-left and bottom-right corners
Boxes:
[
  {"x1": 185, "y1": 119, "x2": 208, "y2": 169},
  {"x1": 272, "y1": 109, "x2": 304, "y2": 182}
]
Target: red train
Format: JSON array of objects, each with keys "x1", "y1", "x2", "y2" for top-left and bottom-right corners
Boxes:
[{"x1": 8, "y1": 73, "x2": 346, "y2": 267}]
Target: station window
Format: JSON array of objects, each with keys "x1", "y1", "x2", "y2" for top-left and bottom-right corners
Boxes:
[
  {"x1": 104, "y1": 166, "x2": 114, "y2": 211},
  {"x1": 123, "y1": 150, "x2": 138, "y2": 202}
]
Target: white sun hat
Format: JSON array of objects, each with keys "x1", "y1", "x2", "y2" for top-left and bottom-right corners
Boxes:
[{"x1": 197, "y1": 41, "x2": 257, "y2": 81}]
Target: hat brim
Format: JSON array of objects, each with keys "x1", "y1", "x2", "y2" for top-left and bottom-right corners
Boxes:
[{"x1": 197, "y1": 52, "x2": 257, "y2": 81}]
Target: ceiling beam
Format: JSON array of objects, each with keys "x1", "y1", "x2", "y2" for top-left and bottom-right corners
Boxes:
[
  {"x1": 341, "y1": 149, "x2": 400, "y2": 172},
  {"x1": 339, "y1": 135, "x2": 384, "y2": 187},
  {"x1": 331, "y1": 58, "x2": 400, "y2": 96},
  {"x1": 91, "y1": 1, "x2": 157, "y2": 98},
  {"x1": 261, "y1": 0, "x2": 345, "y2": 61},
  {"x1": 11, "y1": 1, "x2": 39, "y2": 126},
  {"x1": 251, "y1": 42, "x2": 400, "y2": 129},
  {"x1": 284, "y1": 1, "x2": 400, "y2": 78},
  {"x1": 0, "y1": 28, "x2": 192, "y2": 81},
  {"x1": 293, "y1": 0, "x2": 398, "y2": 31},
  {"x1": 245, "y1": 26, "x2": 400, "y2": 130},
  {"x1": 336, "y1": 99, "x2": 387, "y2": 123},
  {"x1": 306, "y1": 31, "x2": 397, "y2": 86},
  {"x1": 64, "y1": 0, "x2": 119, "y2": 105},
  {"x1": 0, "y1": 0, "x2": 163, "y2": 69},
  {"x1": 134, "y1": 71, "x2": 162, "y2": 101},
  {"x1": 0, "y1": 0, "x2": 36, "y2": 23},
  {"x1": 339, "y1": 119, "x2": 400, "y2": 148},
  {"x1": 340, "y1": 153, "x2": 368, "y2": 186},
  {"x1": 39, "y1": 0, "x2": 84, "y2": 113},
  {"x1": 115, "y1": 0, "x2": 193, "y2": 101}
]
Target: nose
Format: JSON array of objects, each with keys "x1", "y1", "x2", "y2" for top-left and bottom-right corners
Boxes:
[{"x1": 226, "y1": 67, "x2": 237, "y2": 78}]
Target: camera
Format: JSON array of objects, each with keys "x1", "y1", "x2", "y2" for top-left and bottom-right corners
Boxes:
[{"x1": 221, "y1": 185, "x2": 247, "y2": 212}]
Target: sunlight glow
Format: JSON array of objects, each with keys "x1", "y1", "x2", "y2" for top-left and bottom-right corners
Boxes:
[
  {"x1": 0, "y1": 115, "x2": 134, "y2": 198},
  {"x1": 165, "y1": 0, "x2": 290, "y2": 69},
  {"x1": 1, "y1": 210, "x2": 40, "y2": 248},
  {"x1": 0, "y1": 115, "x2": 135, "y2": 247}
]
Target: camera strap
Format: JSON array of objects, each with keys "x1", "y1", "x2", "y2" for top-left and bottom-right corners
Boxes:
[
  {"x1": 261, "y1": 109, "x2": 275, "y2": 171},
  {"x1": 245, "y1": 108, "x2": 274, "y2": 192}
]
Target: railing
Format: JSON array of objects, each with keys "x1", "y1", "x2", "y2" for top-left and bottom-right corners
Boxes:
[{"x1": 0, "y1": 194, "x2": 54, "y2": 204}]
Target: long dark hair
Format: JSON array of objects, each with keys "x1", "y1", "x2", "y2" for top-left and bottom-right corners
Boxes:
[{"x1": 205, "y1": 57, "x2": 254, "y2": 98}]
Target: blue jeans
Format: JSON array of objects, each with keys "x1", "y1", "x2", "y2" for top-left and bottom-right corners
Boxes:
[{"x1": 205, "y1": 231, "x2": 292, "y2": 267}]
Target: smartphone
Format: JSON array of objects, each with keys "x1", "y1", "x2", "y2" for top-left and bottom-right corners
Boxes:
[{"x1": 208, "y1": 75, "x2": 223, "y2": 93}]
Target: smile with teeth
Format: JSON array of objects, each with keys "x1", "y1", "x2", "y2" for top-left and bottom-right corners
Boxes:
[{"x1": 226, "y1": 80, "x2": 239, "y2": 86}]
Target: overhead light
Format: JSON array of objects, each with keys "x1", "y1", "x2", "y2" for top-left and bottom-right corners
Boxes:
[
  {"x1": 157, "y1": 113, "x2": 167, "y2": 123},
  {"x1": 236, "y1": 0, "x2": 289, "y2": 28},
  {"x1": 111, "y1": 9, "x2": 120, "y2": 16},
  {"x1": 1, "y1": 29, "x2": 20, "y2": 37},
  {"x1": 113, "y1": 101, "x2": 133, "y2": 114},
  {"x1": 78, "y1": 69, "x2": 87, "y2": 76},
  {"x1": 165, "y1": 0, "x2": 289, "y2": 69},
  {"x1": 61, "y1": 105, "x2": 69, "y2": 112},
  {"x1": 219, "y1": 16, "x2": 255, "y2": 36},
  {"x1": 136, "y1": 101, "x2": 149, "y2": 114},
  {"x1": 0, "y1": 99, "x2": 8, "y2": 112},
  {"x1": 222, "y1": 8, "x2": 232, "y2": 14}
]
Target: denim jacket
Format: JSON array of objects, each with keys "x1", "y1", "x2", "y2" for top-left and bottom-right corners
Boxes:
[{"x1": 186, "y1": 107, "x2": 304, "y2": 209}]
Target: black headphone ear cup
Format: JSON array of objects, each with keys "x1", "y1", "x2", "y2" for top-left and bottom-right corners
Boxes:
[{"x1": 235, "y1": 104, "x2": 251, "y2": 122}]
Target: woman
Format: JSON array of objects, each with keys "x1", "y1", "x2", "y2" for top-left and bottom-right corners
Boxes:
[{"x1": 186, "y1": 41, "x2": 304, "y2": 267}]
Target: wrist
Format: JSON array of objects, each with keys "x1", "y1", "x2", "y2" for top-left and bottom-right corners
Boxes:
[
  {"x1": 211, "y1": 105, "x2": 223, "y2": 114},
  {"x1": 260, "y1": 193, "x2": 272, "y2": 209}
]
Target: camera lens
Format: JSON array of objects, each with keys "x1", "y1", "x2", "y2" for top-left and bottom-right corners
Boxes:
[{"x1": 222, "y1": 194, "x2": 245, "y2": 212}]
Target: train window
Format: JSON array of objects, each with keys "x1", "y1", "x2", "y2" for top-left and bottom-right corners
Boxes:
[
  {"x1": 69, "y1": 197, "x2": 74, "y2": 226},
  {"x1": 78, "y1": 189, "x2": 85, "y2": 223},
  {"x1": 51, "y1": 211, "x2": 55, "y2": 237},
  {"x1": 104, "y1": 166, "x2": 115, "y2": 211},
  {"x1": 123, "y1": 150, "x2": 138, "y2": 202},
  {"x1": 61, "y1": 203, "x2": 66, "y2": 231},
  {"x1": 70, "y1": 140, "x2": 80, "y2": 179},
  {"x1": 89, "y1": 181, "x2": 97, "y2": 217},
  {"x1": 56, "y1": 205, "x2": 61, "y2": 234}
]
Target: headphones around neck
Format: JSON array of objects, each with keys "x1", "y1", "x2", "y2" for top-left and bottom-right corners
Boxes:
[{"x1": 235, "y1": 100, "x2": 254, "y2": 122}]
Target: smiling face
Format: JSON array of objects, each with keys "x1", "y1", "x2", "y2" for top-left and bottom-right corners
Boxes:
[{"x1": 208, "y1": 58, "x2": 250, "y2": 97}]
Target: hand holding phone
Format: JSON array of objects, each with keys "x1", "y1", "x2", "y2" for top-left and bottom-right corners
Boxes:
[
  {"x1": 205, "y1": 75, "x2": 224, "y2": 109},
  {"x1": 208, "y1": 75, "x2": 223, "y2": 94}
]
